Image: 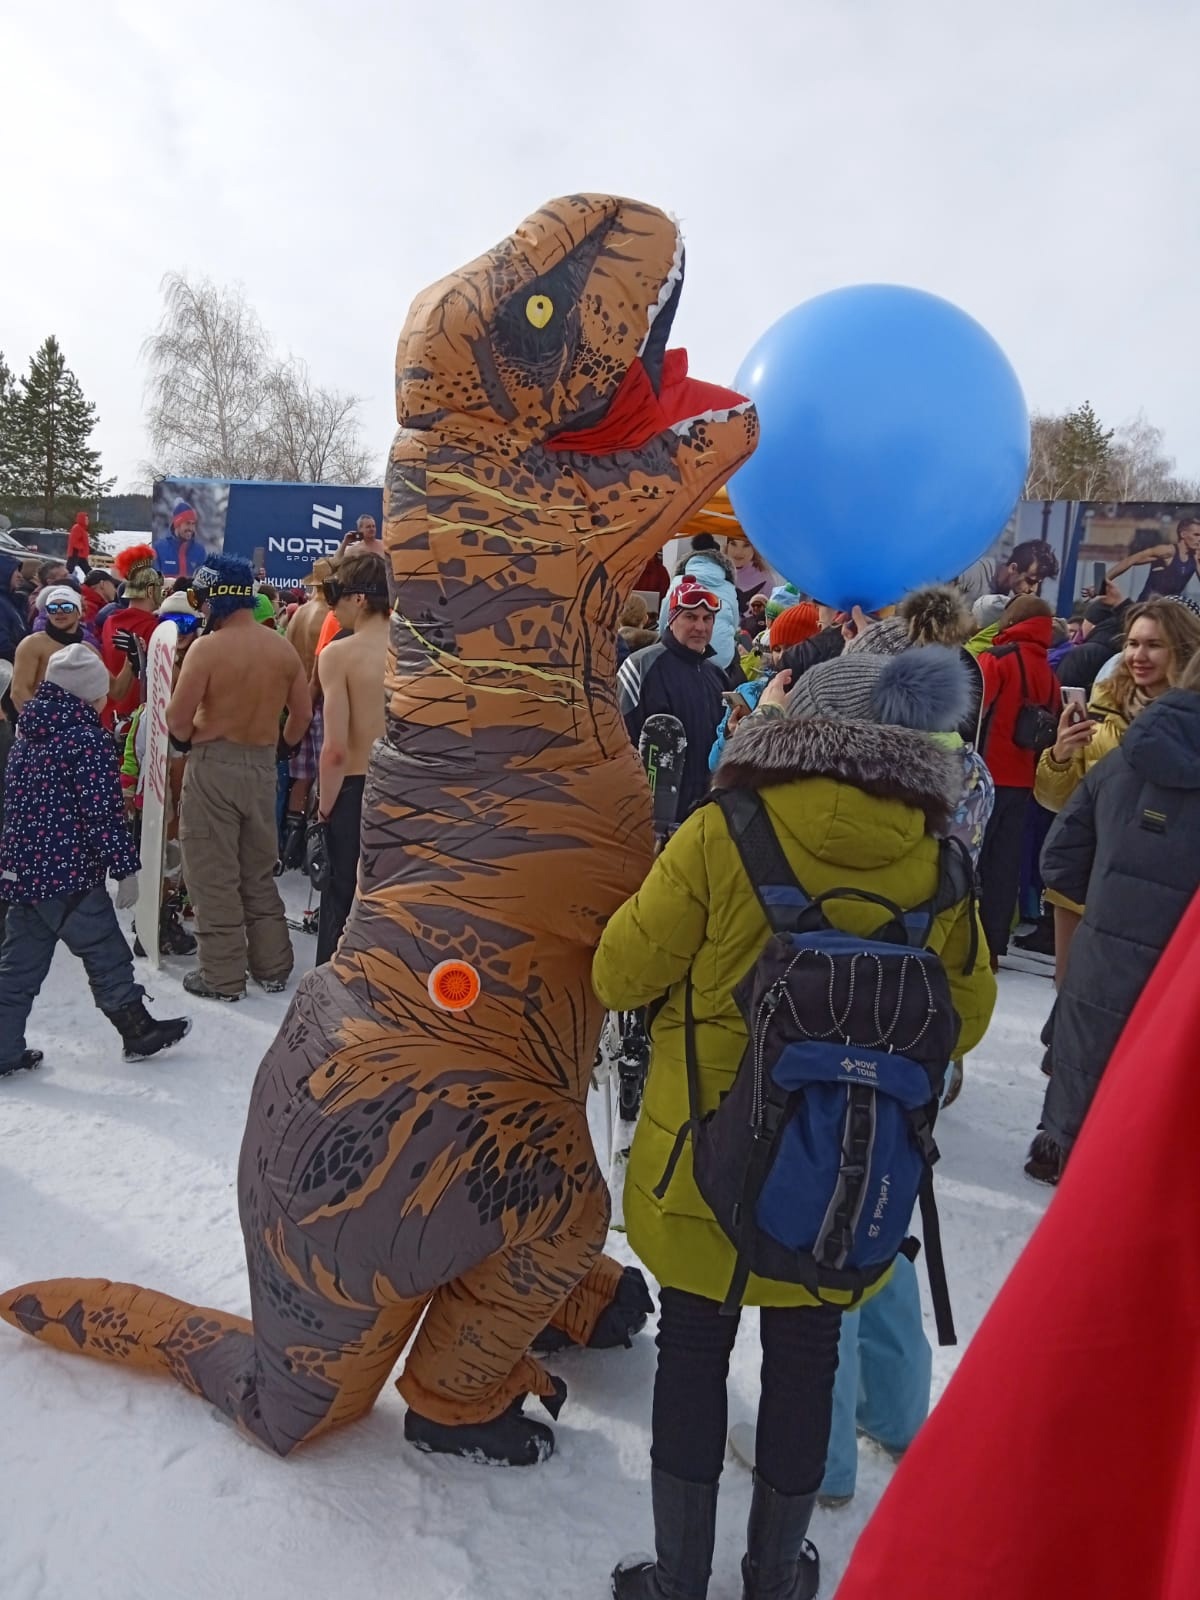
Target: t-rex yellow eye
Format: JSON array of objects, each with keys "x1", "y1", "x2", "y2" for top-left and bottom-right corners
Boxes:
[{"x1": 525, "y1": 294, "x2": 554, "y2": 329}]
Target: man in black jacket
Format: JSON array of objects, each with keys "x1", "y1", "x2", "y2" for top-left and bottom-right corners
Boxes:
[
  {"x1": 1057, "y1": 595, "x2": 1130, "y2": 694},
  {"x1": 0, "y1": 553, "x2": 33, "y2": 665},
  {"x1": 618, "y1": 576, "x2": 727, "y2": 819}
]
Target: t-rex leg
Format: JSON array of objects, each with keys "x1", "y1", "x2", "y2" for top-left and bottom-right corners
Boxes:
[
  {"x1": 541, "y1": 1253, "x2": 655, "y2": 1349},
  {"x1": 397, "y1": 1176, "x2": 609, "y2": 1426}
]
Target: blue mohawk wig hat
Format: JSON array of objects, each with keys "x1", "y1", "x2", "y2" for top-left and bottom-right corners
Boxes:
[{"x1": 194, "y1": 554, "x2": 256, "y2": 621}]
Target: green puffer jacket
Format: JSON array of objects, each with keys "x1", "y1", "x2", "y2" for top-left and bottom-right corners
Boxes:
[{"x1": 592, "y1": 714, "x2": 997, "y2": 1309}]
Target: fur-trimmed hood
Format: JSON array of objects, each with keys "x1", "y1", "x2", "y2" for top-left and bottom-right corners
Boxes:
[{"x1": 714, "y1": 714, "x2": 960, "y2": 834}]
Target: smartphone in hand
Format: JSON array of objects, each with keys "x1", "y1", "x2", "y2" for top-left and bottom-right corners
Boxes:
[{"x1": 1062, "y1": 686, "x2": 1089, "y2": 726}]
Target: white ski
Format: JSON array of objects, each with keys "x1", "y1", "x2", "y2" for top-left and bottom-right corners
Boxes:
[{"x1": 133, "y1": 620, "x2": 178, "y2": 968}]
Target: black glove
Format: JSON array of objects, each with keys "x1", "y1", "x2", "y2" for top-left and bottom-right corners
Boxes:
[{"x1": 113, "y1": 628, "x2": 141, "y2": 668}]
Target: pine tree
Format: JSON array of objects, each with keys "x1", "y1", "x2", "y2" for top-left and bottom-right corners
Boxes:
[
  {"x1": 0, "y1": 350, "x2": 20, "y2": 498},
  {"x1": 10, "y1": 336, "x2": 109, "y2": 525},
  {"x1": 1053, "y1": 401, "x2": 1115, "y2": 501}
]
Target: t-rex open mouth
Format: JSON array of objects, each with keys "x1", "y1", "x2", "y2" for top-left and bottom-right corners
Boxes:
[{"x1": 546, "y1": 238, "x2": 748, "y2": 457}]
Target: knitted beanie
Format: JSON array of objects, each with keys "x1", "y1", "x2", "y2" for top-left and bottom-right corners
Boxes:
[
  {"x1": 843, "y1": 616, "x2": 910, "y2": 658},
  {"x1": 785, "y1": 644, "x2": 968, "y2": 734},
  {"x1": 769, "y1": 602, "x2": 820, "y2": 650},
  {"x1": 195, "y1": 554, "x2": 256, "y2": 621},
  {"x1": 45, "y1": 642, "x2": 110, "y2": 704}
]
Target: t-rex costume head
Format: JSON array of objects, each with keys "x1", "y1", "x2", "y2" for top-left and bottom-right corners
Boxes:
[{"x1": 0, "y1": 195, "x2": 758, "y2": 1457}]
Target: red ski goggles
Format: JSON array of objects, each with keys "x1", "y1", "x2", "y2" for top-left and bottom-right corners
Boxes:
[{"x1": 669, "y1": 585, "x2": 720, "y2": 618}]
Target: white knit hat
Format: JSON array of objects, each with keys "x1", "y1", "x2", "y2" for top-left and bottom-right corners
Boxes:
[
  {"x1": 44, "y1": 642, "x2": 110, "y2": 704},
  {"x1": 158, "y1": 590, "x2": 200, "y2": 619},
  {"x1": 37, "y1": 584, "x2": 83, "y2": 614}
]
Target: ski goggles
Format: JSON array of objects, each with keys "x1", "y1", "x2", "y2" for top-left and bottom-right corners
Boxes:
[
  {"x1": 171, "y1": 612, "x2": 203, "y2": 636},
  {"x1": 669, "y1": 585, "x2": 720, "y2": 617},
  {"x1": 321, "y1": 580, "x2": 390, "y2": 606},
  {"x1": 44, "y1": 601, "x2": 82, "y2": 617}
]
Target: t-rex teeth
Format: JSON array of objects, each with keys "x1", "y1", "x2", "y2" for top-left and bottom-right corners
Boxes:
[
  {"x1": 670, "y1": 400, "x2": 754, "y2": 434},
  {"x1": 638, "y1": 226, "x2": 684, "y2": 355}
]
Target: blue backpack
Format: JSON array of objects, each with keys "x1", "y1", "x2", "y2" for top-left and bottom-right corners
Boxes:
[{"x1": 656, "y1": 788, "x2": 975, "y2": 1343}]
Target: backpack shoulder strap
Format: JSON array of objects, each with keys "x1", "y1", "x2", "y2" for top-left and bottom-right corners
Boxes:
[{"x1": 713, "y1": 788, "x2": 813, "y2": 935}]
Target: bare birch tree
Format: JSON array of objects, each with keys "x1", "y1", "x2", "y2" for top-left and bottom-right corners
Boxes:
[{"x1": 142, "y1": 272, "x2": 376, "y2": 483}]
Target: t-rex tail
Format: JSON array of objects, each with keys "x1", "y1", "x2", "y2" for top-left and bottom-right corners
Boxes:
[{"x1": 0, "y1": 1277, "x2": 251, "y2": 1394}]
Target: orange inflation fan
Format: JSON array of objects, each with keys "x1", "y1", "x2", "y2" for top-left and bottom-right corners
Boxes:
[{"x1": 428, "y1": 960, "x2": 481, "y2": 1011}]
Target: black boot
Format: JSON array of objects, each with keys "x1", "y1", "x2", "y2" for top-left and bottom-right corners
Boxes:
[
  {"x1": 108, "y1": 1000, "x2": 192, "y2": 1062},
  {"x1": 612, "y1": 1469, "x2": 719, "y2": 1600},
  {"x1": 1024, "y1": 1130, "x2": 1064, "y2": 1186},
  {"x1": 532, "y1": 1264, "x2": 655, "y2": 1354},
  {"x1": 160, "y1": 903, "x2": 197, "y2": 957},
  {"x1": 1, "y1": 1049, "x2": 44, "y2": 1079},
  {"x1": 280, "y1": 810, "x2": 306, "y2": 872},
  {"x1": 741, "y1": 1475, "x2": 819, "y2": 1600},
  {"x1": 403, "y1": 1383, "x2": 565, "y2": 1466}
]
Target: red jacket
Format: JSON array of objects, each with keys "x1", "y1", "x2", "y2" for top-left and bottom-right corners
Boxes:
[
  {"x1": 835, "y1": 887, "x2": 1200, "y2": 1600},
  {"x1": 978, "y1": 616, "x2": 1059, "y2": 787},
  {"x1": 100, "y1": 605, "x2": 158, "y2": 721},
  {"x1": 67, "y1": 514, "x2": 90, "y2": 563}
]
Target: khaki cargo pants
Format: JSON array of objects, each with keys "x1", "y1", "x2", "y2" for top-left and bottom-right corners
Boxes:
[{"x1": 179, "y1": 741, "x2": 292, "y2": 996}]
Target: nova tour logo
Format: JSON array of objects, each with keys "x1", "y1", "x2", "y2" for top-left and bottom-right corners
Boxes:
[{"x1": 840, "y1": 1055, "x2": 879, "y2": 1082}]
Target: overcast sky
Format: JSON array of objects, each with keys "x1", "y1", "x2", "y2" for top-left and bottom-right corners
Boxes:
[{"x1": 5, "y1": 0, "x2": 1197, "y2": 491}]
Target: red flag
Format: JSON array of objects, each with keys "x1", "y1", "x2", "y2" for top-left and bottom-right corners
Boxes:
[{"x1": 837, "y1": 891, "x2": 1200, "y2": 1600}]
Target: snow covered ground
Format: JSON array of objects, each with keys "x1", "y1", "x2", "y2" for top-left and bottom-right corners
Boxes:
[{"x1": 0, "y1": 885, "x2": 1054, "y2": 1600}]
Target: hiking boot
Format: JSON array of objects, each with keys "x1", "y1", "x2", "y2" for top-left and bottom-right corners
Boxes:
[
  {"x1": 1024, "y1": 1131, "x2": 1064, "y2": 1187},
  {"x1": 612, "y1": 1469, "x2": 719, "y2": 1600},
  {"x1": 251, "y1": 973, "x2": 290, "y2": 994},
  {"x1": 108, "y1": 1000, "x2": 192, "y2": 1062},
  {"x1": 183, "y1": 969, "x2": 245, "y2": 1003},
  {"x1": 1, "y1": 1049, "x2": 44, "y2": 1080},
  {"x1": 160, "y1": 905, "x2": 197, "y2": 957},
  {"x1": 403, "y1": 1389, "x2": 562, "y2": 1466},
  {"x1": 741, "y1": 1476, "x2": 820, "y2": 1600}
]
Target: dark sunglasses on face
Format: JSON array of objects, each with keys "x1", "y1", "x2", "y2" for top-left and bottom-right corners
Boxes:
[
  {"x1": 321, "y1": 581, "x2": 388, "y2": 606},
  {"x1": 45, "y1": 602, "x2": 81, "y2": 618}
]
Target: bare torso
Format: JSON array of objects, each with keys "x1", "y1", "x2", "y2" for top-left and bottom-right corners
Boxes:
[
  {"x1": 12, "y1": 630, "x2": 104, "y2": 710},
  {"x1": 179, "y1": 619, "x2": 308, "y2": 747},
  {"x1": 318, "y1": 620, "x2": 388, "y2": 774},
  {"x1": 286, "y1": 600, "x2": 329, "y2": 684}
]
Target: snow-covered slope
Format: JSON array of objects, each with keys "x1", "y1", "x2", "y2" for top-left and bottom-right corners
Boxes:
[{"x1": 0, "y1": 892, "x2": 1052, "y2": 1600}]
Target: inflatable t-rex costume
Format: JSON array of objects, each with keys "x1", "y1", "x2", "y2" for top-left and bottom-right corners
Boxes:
[{"x1": 0, "y1": 194, "x2": 757, "y2": 1463}]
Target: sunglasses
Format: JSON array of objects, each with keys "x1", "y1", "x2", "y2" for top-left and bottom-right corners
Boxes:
[
  {"x1": 172, "y1": 613, "x2": 202, "y2": 636},
  {"x1": 45, "y1": 601, "x2": 81, "y2": 617},
  {"x1": 321, "y1": 581, "x2": 389, "y2": 606}
]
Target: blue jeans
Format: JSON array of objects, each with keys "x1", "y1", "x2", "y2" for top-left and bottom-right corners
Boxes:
[
  {"x1": 0, "y1": 886, "x2": 142, "y2": 1069},
  {"x1": 820, "y1": 1253, "x2": 932, "y2": 1498}
]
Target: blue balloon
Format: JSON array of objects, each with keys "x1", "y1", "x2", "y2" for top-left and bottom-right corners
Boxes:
[{"x1": 728, "y1": 285, "x2": 1030, "y2": 613}]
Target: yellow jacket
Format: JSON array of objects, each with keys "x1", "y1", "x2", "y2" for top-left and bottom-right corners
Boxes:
[{"x1": 1034, "y1": 678, "x2": 1131, "y2": 814}]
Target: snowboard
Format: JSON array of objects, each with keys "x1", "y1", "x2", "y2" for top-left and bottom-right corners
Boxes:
[
  {"x1": 638, "y1": 713, "x2": 687, "y2": 847},
  {"x1": 133, "y1": 620, "x2": 178, "y2": 968}
]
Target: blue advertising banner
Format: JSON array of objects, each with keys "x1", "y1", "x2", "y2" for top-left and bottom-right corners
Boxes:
[{"x1": 151, "y1": 478, "x2": 384, "y2": 586}]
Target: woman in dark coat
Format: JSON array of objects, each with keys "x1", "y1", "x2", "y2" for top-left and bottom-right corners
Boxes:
[{"x1": 1027, "y1": 654, "x2": 1200, "y2": 1183}]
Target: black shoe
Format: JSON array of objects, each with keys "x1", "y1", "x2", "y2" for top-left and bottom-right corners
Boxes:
[
  {"x1": 1014, "y1": 919, "x2": 1056, "y2": 957},
  {"x1": 613, "y1": 1469, "x2": 719, "y2": 1600},
  {"x1": 742, "y1": 1476, "x2": 819, "y2": 1600},
  {"x1": 0, "y1": 1049, "x2": 44, "y2": 1080},
  {"x1": 133, "y1": 927, "x2": 146, "y2": 958},
  {"x1": 108, "y1": 1000, "x2": 192, "y2": 1062},
  {"x1": 531, "y1": 1265, "x2": 655, "y2": 1354},
  {"x1": 280, "y1": 811, "x2": 307, "y2": 872},
  {"x1": 403, "y1": 1389, "x2": 562, "y2": 1466},
  {"x1": 1024, "y1": 1130, "x2": 1064, "y2": 1186},
  {"x1": 183, "y1": 970, "x2": 244, "y2": 1002},
  {"x1": 160, "y1": 906, "x2": 197, "y2": 957}
]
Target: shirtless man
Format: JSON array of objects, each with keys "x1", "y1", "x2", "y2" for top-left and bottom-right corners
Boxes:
[
  {"x1": 167, "y1": 555, "x2": 311, "y2": 1001},
  {"x1": 11, "y1": 586, "x2": 132, "y2": 711},
  {"x1": 312, "y1": 550, "x2": 390, "y2": 964}
]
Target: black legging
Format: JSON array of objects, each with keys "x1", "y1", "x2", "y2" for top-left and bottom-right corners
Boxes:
[
  {"x1": 651, "y1": 1287, "x2": 842, "y2": 1495},
  {"x1": 315, "y1": 776, "x2": 365, "y2": 965}
]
